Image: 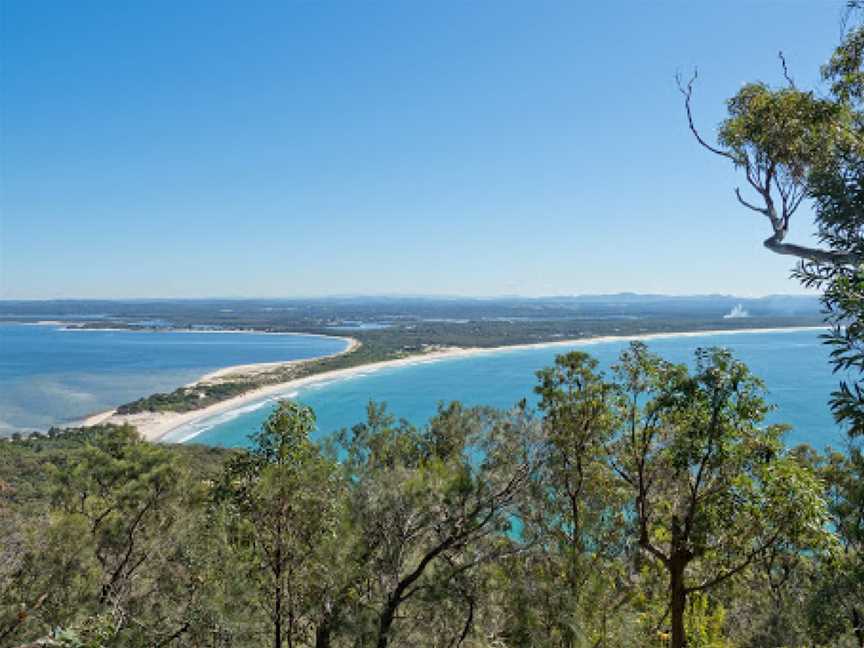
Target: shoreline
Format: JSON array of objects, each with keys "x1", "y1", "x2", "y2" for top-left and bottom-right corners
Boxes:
[
  {"x1": 84, "y1": 325, "x2": 827, "y2": 444},
  {"x1": 62, "y1": 326, "x2": 353, "y2": 340},
  {"x1": 72, "y1": 335, "x2": 360, "y2": 431},
  {"x1": 4, "y1": 319, "x2": 360, "y2": 341}
]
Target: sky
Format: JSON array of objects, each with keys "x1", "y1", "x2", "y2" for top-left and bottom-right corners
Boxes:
[{"x1": 0, "y1": 1, "x2": 851, "y2": 299}]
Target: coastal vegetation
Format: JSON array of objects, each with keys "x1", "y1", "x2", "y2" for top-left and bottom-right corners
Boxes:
[
  {"x1": 2, "y1": 343, "x2": 859, "y2": 647},
  {"x1": 115, "y1": 381, "x2": 252, "y2": 415}
]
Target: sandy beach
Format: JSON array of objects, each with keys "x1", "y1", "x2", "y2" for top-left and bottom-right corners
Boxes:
[
  {"x1": 80, "y1": 326, "x2": 827, "y2": 443},
  {"x1": 75, "y1": 336, "x2": 360, "y2": 436}
]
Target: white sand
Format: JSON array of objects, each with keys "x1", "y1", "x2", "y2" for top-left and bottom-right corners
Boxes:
[
  {"x1": 71, "y1": 337, "x2": 359, "y2": 434},
  {"x1": 79, "y1": 326, "x2": 826, "y2": 443}
]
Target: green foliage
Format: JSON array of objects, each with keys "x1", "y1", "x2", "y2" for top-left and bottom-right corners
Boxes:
[
  {"x1": 334, "y1": 400, "x2": 539, "y2": 647},
  {"x1": 511, "y1": 352, "x2": 631, "y2": 646},
  {"x1": 683, "y1": 593, "x2": 729, "y2": 648},
  {"x1": 804, "y1": 139, "x2": 864, "y2": 433},
  {"x1": 608, "y1": 343, "x2": 829, "y2": 647},
  {"x1": 801, "y1": 448, "x2": 864, "y2": 645},
  {"x1": 719, "y1": 82, "x2": 839, "y2": 179},
  {"x1": 116, "y1": 381, "x2": 251, "y2": 414},
  {"x1": 0, "y1": 426, "x2": 233, "y2": 647},
  {"x1": 213, "y1": 401, "x2": 346, "y2": 648}
]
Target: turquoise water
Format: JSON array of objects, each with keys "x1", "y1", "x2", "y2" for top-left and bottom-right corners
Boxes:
[
  {"x1": 178, "y1": 329, "x2": 847, "y2": 451},
  {"x1": 0, "y1": 324, "x2": 349, "y2": 434}
]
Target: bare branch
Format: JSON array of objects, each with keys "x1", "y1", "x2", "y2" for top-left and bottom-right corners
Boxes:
[
  {"x1": 778, "y1": 51, "x2": 796, "y2": 88},
  {"x1": 640, "y1": 536, "x2": 671, "y2": 568},
  {"x1": 763, "y1": 234, "x2": 859, "y2": 264},
  {"x1": 677, "y1": 69, "x2": 736, "y2": 161},
  {"x1": 735, "y1": 188, "x2": 770, "y2": 215}
]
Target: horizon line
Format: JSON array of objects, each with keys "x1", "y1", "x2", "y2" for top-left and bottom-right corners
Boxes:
[{"x1": 0, "y1": 291, "x2": 819, "y2": 302}]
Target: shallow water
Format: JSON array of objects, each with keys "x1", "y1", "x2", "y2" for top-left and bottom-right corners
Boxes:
[
  {"x1": 180, "y1": 329, "x2": 847, "y2": 452},
  {"x1": 0, "y1": 324, "x2": 349, "y2": 434}
]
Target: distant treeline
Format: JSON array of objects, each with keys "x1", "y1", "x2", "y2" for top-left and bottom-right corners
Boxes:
[{"x1": 0, "y1": 295, "x2": 822, "y2": 331}]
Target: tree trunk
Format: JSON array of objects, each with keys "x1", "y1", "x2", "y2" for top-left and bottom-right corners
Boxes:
[
  {"x1": 670, "y1": 556, "x2": 687, "y2": 648},
  {"x1": 852, "y1": 607, "x2": 864, "y2": 648},
  {"x1": 315, "y1": 622, "x2": 332, "y2": 648},
  {"x1": 377, "y1": 596, "x2": 398, "y2": 648},
  {"x1": 274, "y1": 586, "x2": 283, "y2": 648},
  {"x1": 274, "y1": 538, "x2": 283, "y2": 648},
  {"x1": 315, "y1": 599, "x2": 337, "y2": 648}
]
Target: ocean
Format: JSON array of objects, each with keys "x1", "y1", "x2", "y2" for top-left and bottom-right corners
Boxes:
[
  {"x1": 171, "y1": 329, "x2": 848, "y2": 452},
  {"x1": 0, "y1": 324, "x2": 349, "y2": 434}
]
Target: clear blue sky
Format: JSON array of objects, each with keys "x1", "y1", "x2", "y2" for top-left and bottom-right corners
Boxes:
[{"x1": 0, "y1": 1, "x2": 848, "y2": 299}]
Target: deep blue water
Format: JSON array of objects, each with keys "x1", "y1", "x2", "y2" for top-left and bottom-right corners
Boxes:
[
  {"x1": 176, "y1": 329, "x2": 847, "y2": 451},
  {"x1": 0, "y1": 324, "x2": 349, "y2": 434}
]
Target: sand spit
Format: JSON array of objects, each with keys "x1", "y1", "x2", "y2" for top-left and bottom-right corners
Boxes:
[{"x1": 78, "y1": 326, "x2": 826, "y2": 443}]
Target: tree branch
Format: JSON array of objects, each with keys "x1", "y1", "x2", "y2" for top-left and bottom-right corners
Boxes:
[
  {"x1": 677, "y1": 70, "x2": 736, "y2": 161},
  {"x1": 686, "y1": 529, "x2": 782, "y2": 594},
  {"x1": 735, "y1": 188, "x2": 770, "y2": 215},
  {"x1": 763, "y1": 233, "x2": 859, "y2": 264},
  {"x1": 778, "y1": 51, "x2": 796, "y2": 88},
  {"x1": 679, "y1": 68, "x2": 861, "y2": 266}
]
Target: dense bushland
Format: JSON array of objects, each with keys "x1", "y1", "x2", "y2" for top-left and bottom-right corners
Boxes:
[{"x1": 2, "y1": 343, "x2": 861, "y2": 648}]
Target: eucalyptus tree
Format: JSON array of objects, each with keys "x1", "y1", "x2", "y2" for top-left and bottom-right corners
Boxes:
[
  {"x1": 716, "y1": 444, "x2": 841, "y2": 647},
  {"x1": 511, "y1": 351, "x2": 632, "y2": 646},
  {"x1": 608, "y1": 343, "x2": 828, "y2": 648},
  {"x1": 215, "y1": 401, "x2": 346, "y2": 648},
  {"x1": 807, "y1": 448, "x2": 864, "y2": 646},
  {"x1": 335, "y1": 401, "x2": 540, "y2": 648},
  {"x1": 52, "y1": 424, "x2": 199, "y2": 645},
  {"x1": 680, "y1": 14, "x2": 864, "y2": 434}
]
